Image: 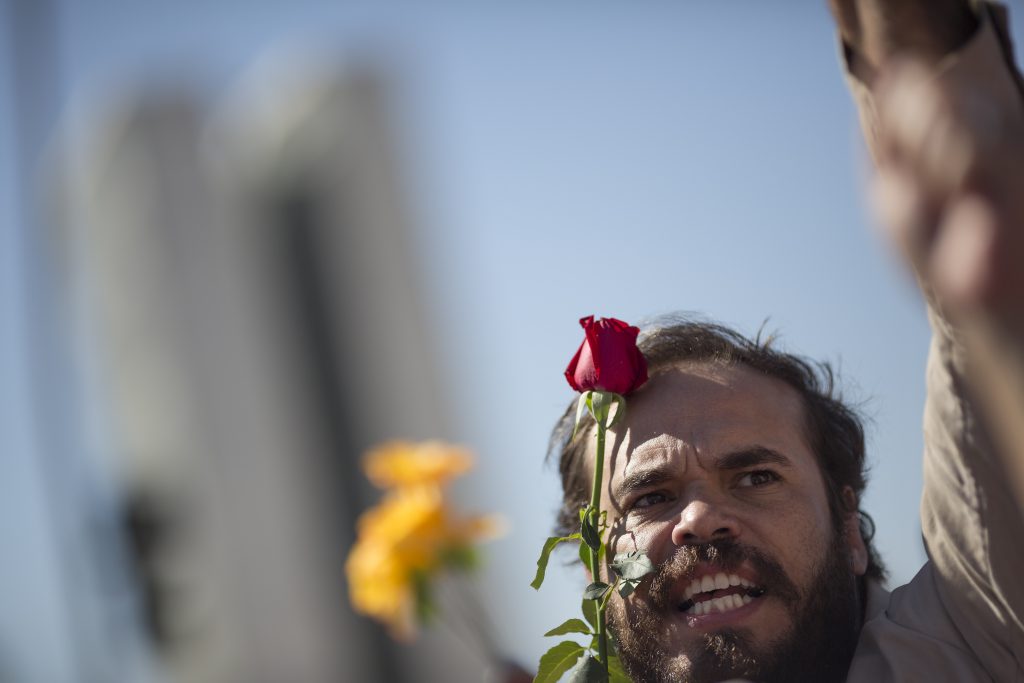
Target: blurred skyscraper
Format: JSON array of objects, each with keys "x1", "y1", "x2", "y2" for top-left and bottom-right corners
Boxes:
[{"x1": 48, "y1": 57, "x2": 481, "y2": 683}]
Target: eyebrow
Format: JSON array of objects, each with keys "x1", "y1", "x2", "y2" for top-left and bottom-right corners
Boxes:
[
  {"x1": 614, "y1": 446, "x2": 793, "y2": 498},
  {"x1": 716, "y1": 446, "x2": 793, "y2": 471},
  {"x1": 615, "y1": 466, "x2": 677, "y2": 499}
]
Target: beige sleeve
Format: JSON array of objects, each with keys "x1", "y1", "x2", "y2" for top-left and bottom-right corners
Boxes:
[
  {"x1": 841, "y1": 3, "x2": 1024, "y2": 676},
  {"x1": 841, "y1": 1, "x2": 1024, "y2": 161}
]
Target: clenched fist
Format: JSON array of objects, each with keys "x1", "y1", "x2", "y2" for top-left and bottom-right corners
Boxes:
[{"x1": 872, "y1": 60, "x2": 1024, "y2": 334}]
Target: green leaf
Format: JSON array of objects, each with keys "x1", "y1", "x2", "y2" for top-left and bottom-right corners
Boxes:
[
  {"x1": 581, "y1": 598, "x2": 599, "y2": 631},
  {"x1": 580, "y1": 509, "x2": 601, "y2": 551},
  {"x1": 571, "y1": 393, "x2": 591, "y2": 441},
  {"x1": 532, "y1": 534, "x2": 581, "y2": 590},
  {"x1": 544, "y1": 618, "x2": 592, "y2": 638},
  {"x1": 607, "y1": 394, "x2": 627, "y2": 429},
  {"x1": 567, "y1": 654, "x2": 605, "y2": 683},
  {"x1": 588, "y1": 391, "x2": 614, "y2": 424},
  {"x1": 606, "y1": 654, "x2": 631, "y2": 683},
  {"x1": 610, "y1": 550, "x2": 655, "y2": 581},
  {"x1": 440, "y1": 545, "x2": 479, "y2": 571},
  {"x1": 582, "y1": 581, "x2": 610, "y2": 600},
  {"x1": 411, "y1": 571, "x2": 434, "y2": 624},
  {"x1": 534, "y1": 641, "x2": 586, "y2": 683},
  {"x1": 617, "y1": 578, "x2": 640, "y2": 598},
  {"x1": 578, "y1": 536, "x2": 590, "y2": 566}
]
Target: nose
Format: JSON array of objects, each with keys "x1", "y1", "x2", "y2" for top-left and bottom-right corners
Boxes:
[{"x1": 670, "y1": 494, "x2": 740, "y2": 546}]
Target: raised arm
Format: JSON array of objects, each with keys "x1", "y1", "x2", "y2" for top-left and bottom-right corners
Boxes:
[
  {"x1": 829, "y1": 0, "x2": 1024, "y2": 677},
  {"x1": 831, "y1": 0, "x2": 1024, "y2": 509}
]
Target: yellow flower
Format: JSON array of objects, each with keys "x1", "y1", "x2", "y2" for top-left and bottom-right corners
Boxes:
[
  {"x1": 345, "y1": 483, "x2": 501, "y2": 639},
  {"x1": 345, "y1": 534, "x2": 417, "y2": 639},
  {"x1": 363, "y1": 441, "x2": 474, "y2": 490}
]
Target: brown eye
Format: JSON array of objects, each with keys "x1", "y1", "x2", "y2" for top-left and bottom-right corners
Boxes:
[
  {"x1": 737, "y1": 470, "x2": 779, "y2": 488},
  {"x1": 632, "y1": 492, "x2": 670, "y2": 510}
]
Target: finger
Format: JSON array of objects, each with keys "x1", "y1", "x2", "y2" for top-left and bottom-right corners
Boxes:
[
  {"x1": 930, "y1": 194, "x2": 1000, "y2": 308},
  {"x1": 876, "y1": 61, "x2": 944, "y2": 166},
  {"x1": 876, "y1": 60, "x2": 996, "y2": 196},
  {"x1": 871, "y1": 165, "x2": 937, "y2": 276}
]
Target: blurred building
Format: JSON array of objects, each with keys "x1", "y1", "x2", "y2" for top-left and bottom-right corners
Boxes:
[{"x1": 47, "y1": 57, "x2": 483, "y2": 683}]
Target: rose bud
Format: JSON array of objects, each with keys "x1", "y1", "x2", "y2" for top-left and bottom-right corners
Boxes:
[{"x1": 564, "y1": 315, "x2": 648, "y2": 395}]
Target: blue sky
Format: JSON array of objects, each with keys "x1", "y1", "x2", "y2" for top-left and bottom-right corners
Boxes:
[{"x1": 6, "y1": 1, "x2": 1020, "y2": 680}]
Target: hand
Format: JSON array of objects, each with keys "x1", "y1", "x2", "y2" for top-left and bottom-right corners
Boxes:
[
  {"x1": 871, "y1": 61, "x2": 1024, "y2": 336},
  {"x1": 828, "y1": 0, "x2": 977, "y2": 70}
]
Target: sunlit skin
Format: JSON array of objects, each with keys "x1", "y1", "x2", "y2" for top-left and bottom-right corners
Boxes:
[{"x1": 587, "y1": 362, "x2": 868, "y2": 673}]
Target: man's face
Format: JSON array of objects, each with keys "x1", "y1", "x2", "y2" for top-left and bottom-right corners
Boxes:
[{"x1": 593, "y1": 362, "x2": 867, "y2": 682}]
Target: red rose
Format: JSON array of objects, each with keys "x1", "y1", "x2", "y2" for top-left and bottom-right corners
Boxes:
[{"x1": 564, "y1": 316, "x2": 648, "y2": 395}]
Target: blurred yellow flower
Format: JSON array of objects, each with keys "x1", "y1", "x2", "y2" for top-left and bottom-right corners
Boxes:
[
  {"x1": 346, "y1": 442, "x2": 502, "y2": 639},
  {"x1": 363, "y1": 441, "x2": 474, "y2": 490}
]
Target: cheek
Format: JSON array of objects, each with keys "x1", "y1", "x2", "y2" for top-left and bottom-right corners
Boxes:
[
  {"x1": 790, "y1": 487, "x2": 836, "y2": 552},
  {"x1": 608, "y1": 516, "x2": 676, "y2": 565},
  {"x1": 745, "y1": 499, "x2": 833, "y2": 581}
]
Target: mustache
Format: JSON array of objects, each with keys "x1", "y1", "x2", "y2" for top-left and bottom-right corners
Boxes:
[{"x1": 647, "y1": 539, "x2": 801, "y2": 612}]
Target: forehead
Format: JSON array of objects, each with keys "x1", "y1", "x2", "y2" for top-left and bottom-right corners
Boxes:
[{"x1": 602, "y1": 362, "x2": 815, "y2": 474}]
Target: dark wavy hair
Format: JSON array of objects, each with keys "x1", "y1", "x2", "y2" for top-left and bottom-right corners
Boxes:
[{"x1": 547, "y1": 315, "x2": 886, "y2": 584}]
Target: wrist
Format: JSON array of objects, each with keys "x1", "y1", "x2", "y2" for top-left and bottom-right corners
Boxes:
[{"x1": 832, "y1": 0, "x2": 979, "y2": 69}]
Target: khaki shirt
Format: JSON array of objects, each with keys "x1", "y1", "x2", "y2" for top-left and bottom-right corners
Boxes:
[{"x1": 843, "y1": 4, "x2": 1024, "y2": 681}]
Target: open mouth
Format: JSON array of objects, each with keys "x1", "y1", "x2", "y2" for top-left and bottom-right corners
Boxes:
[{"x1": 677, "y1": 572, "x2": 766, "y2": 617}]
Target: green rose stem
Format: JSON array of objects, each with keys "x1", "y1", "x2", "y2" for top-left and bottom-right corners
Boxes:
[
  {"x1": 585, "y1": 391, "x2": 615, "y2": 682},
  {"x1": 432, "y1": 578, "x2": 503, "y2": 666},
  {"x1": 590, "y1": 411, "x2": 608, "y2": 679}
]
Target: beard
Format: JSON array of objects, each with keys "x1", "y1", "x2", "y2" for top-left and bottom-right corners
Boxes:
[{"x1": 606, "y1": 528, "x2": 862, "y2": 683}]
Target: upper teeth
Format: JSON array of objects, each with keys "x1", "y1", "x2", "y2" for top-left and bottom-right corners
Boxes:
[{"x1": 683, "y1": 572, "x2": 752, "y2": 600}]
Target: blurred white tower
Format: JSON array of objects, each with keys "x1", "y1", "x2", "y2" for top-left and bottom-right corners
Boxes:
[{"x1": 54, "y1": 59, "x2": 484, "y2": 683}]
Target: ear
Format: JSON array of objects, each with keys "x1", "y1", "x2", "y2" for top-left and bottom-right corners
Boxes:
[{"x1": 841, "y1": 486, "x2": 868, "y2": 576}]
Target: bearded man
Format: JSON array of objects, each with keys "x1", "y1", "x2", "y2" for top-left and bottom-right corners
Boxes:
[{"x1": 547, "y1": 1, "x2": 1024, "y2": 681}]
